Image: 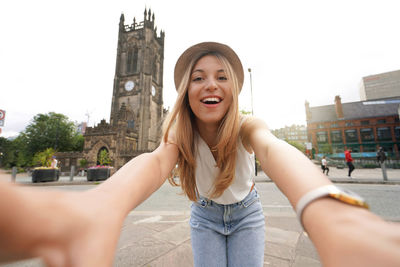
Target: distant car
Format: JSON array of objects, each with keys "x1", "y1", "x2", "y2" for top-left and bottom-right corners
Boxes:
[{"x1": 32, "y1": 169, "x2": 60, "y2": 183}]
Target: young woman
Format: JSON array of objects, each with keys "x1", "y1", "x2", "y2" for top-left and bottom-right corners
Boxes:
[{"x1": 1, "y1": 42, "x2": 400, "y2": 267}]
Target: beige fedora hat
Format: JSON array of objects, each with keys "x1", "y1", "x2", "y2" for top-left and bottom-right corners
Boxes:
[{"x1": 174, "y1": 42, "x2": 244, "y2": 92}]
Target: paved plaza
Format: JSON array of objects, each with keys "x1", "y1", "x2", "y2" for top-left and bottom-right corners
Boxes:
[{"x1": 1, "y1": 166, "x2": 400, "y2": 267}]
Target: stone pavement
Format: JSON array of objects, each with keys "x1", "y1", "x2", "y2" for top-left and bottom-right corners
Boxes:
[
  {"x1": 1, "y1": 167, "x2": 400, "y2": 267},
  {"x1": 1, "y1": 197, "x2": 318, "y2": 267}
]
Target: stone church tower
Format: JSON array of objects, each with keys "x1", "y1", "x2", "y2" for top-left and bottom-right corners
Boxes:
[
  {"x1": 110, "y1": 9, "x2": 165, "y2": 150},
  {"x1": 82, "y1": 9, "x2": 165, "y2": 169}
]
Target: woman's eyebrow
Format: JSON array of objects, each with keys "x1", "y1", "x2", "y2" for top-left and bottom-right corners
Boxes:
[
  {"x1": 191, "y1": 69, "x2": 204, "y2": 74},
  {"x1": 191, "y1": 69, "x2": 226, "y2": 74}
]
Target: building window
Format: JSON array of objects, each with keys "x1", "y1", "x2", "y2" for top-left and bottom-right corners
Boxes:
[
  {"x1": 127, "y1": 50, "x2": 132, "y2": 73},
  {"x1": 377, "y1": 119, "x2": 386, "y2": 124},
  {"x1": 316, "y1": 131, "x2": 328, "y2": 143},
  {"x1": 362, "y1": 144, "x2": 376, "y2": 152},
  {"x1": 360, "y1": 128, "x2": 374, "y2": 142},
  {"x1": 318, "y1": 124, "x2": 325, "y2": 129},
  {"x1": 330, "y1": 130, "x2": 342, "y2": 143},
  {"x1": 348, "y1": 145, "x2": 360, "y2": 153},
  {"x1": 378, "y1": 144, "x2": 394, "y2": 154},
  {"x1": 127, "y1": 48, "x2": 138, "y2": 74},
  {"x1": 377, "y1": 127, "x2": 391, "y2": 141},
  {"x1": 345, "y1": 122, "x2": 354, "y2": 127},
  {"x1": 132, "y1": 48, "x2": 138, "y2": 73},
  {"x1": 345, "y1": 129, "x2": 358, "y2": 143},
  {"x1": 127, "y1": 120, "x2": 135, "y2": 129},
  {"x1": 332, "y1": 144, "x2": 345, "y2": 153},
  {"x1": 331, "y1": 123, "x2": 338, "y2": 128},
  {"x1": 361, "y1": 120, "x2": 370, "y2": 126},
  {"x1": 395, "y1": 126, "x2": 400, "y2": 140}
]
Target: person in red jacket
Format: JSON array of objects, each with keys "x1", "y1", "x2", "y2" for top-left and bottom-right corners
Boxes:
[{"x1": 344, "y1": 148, "x2": 355, "y2": 177}]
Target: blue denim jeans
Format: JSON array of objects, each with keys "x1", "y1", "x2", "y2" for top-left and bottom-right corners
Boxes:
[{"x1": 190, "y1": 188, "x2": 265, "y2": 267}]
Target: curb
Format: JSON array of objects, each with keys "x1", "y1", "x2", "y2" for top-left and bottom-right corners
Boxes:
[
  {"x1": 14, "y1": 176, "x2": 400, "y2": 187},
  {"x1": 254, "y1": 176, "x2": 400, "y2": 185}
]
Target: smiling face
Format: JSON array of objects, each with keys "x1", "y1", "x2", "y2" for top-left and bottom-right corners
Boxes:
[{"x1": 188, "y1": 54, "x2": 234, "y2": 129}]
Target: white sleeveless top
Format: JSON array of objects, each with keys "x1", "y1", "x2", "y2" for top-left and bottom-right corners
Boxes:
[{"x1": 194, "y1": 131, "x2": 255, "y2": 205}]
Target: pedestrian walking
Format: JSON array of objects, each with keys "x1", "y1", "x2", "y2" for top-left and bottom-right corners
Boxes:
[
  {"x1": 345, "y1": 148, "x2": 355, "y2": 177},
  {"x1": 377, "y1": 146, "x2": 388, "y2": 181},
  {"x1": 1, "y1": 41, "x2": 400, "y2": 267},
  {"x1": 377, "y1": 146, "x2": 387, "y2": 164},
  {"x1": 321, "y1": 156, "x2": 329, "y2": 175}
]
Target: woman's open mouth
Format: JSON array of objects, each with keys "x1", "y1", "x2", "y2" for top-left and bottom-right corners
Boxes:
[{"x1": 201, "y1": 96, "x2": 223, "y2": 105}]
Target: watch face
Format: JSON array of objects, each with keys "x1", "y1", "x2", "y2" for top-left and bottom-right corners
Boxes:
[
  {"x1": 125, "y1": 81, "x2": 135, "y2": 91},
  {"x1": 330, "y1": 187, "x2": 369, "y2": 209},
  {"x1": 151, "y1": 85, "x2": 156, "y2": 96}
]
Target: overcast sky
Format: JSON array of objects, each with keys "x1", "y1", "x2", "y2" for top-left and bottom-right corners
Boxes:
[{"x1": 1, "y1": 0, "x2": 399, "y2": 138}]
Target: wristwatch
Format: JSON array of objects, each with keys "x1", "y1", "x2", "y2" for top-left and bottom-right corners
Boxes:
[{"x1": 296, "y1": 185, "x2": 369, "y2": 229}]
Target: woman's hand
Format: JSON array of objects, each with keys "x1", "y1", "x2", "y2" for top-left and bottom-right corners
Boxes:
[
  {"x1": 303, "y1": 198, "x2": 400, "y2": 267},
  {"x1": 1, "y1": 142, "x2": 178, "y2": 266},
  {"x1": 0, "y1": 185, "x2": 125, "y2": 267}
]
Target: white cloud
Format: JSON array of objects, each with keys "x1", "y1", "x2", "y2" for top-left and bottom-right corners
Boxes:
[{"x1": 1, "y1": 0, "x2": 399, "y2": 136}]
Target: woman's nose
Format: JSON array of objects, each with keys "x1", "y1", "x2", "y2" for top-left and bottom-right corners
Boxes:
[{"x1": 205, "y1": 78, "x2": 218, "y2": 91}]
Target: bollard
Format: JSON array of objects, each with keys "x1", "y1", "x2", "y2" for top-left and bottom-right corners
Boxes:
[
  {"x1": 11, "y1": 166, "x2": 17, "y2": 182},
  {"x1": 70, "y1": 165, "x2": 75, "y2": 181},
  {"x1": 381, "y1": 162, "x2": 388, "y2": 181}
]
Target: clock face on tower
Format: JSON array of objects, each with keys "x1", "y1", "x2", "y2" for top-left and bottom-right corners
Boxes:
[
  {"x1": 124, "y1": 80, "x2": 135, "y2": 91},
  {"x1": 151, "y1": 85, "x2": 156, "y2": 96}
]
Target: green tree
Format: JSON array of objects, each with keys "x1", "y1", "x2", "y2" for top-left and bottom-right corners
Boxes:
[
  {"x1": 240, "y1": 110, "x2": 252, "y2": 115},
  {"x1": 23, "y1": 112, "x2": 77, "y2": 155},
  {"x1": 71, "y1": 133, "x2": 84, "y2": 152},
  {"x1": 0, "y1": 137, "x2": 11, "y2": 167},
  {"x1": 1, "y1": 112, "x2": 85, "y2": 168},
  {"x1": 286, "y1": 140, "x2": 306, "y2": 153},
  {"x1": 0, "y1": 136, "x2": 30, "y2": 168}
]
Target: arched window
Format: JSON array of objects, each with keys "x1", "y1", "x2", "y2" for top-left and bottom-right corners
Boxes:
[
  {"x1": 97, "y1": 147, "x2": 110, "y2": 166},
  {"x1": 127, "y1": 48, "x2": 139, "y2": 74}
]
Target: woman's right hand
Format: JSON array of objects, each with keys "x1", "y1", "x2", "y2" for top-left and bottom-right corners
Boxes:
[{"x1": 1, "y1": 186, "x2": 125, "y2": 267}]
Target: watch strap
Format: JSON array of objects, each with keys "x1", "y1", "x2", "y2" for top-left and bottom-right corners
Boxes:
[{"x1": 295, "y1": 185, "x2": 340, "y2": 229}]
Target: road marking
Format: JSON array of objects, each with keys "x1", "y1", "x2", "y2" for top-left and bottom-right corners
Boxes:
[{"x1": 132, "y1": 215, "x2": 162, "y2": 224}]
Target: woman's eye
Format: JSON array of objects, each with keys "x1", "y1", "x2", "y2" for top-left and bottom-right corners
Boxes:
[
  {"x1": 218, "y1": 76, "x2": 227, "y2": 80},
  {"x1": 192, "y1": 77, "x2": 202, "y2": 82}
]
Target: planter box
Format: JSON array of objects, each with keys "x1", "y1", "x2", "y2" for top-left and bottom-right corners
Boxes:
[
  {"x1": 87, "y1": 168, "x2": 111, "y2": 181},
  {"x1": 32, "y1": 169, "x2": 60, "y2": 183}
]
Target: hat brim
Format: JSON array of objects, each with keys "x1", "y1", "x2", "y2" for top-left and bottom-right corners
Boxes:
[{"x1": 174, "y1": 42, "x2": 244, "y2": 92}]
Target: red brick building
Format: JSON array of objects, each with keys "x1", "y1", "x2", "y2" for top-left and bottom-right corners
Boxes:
[{"x1": 305, "y1": 96, "x2": 400, "y2": 158}]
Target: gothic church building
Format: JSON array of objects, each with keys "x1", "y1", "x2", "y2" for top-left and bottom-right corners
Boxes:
[{"x1": 82, "y1": 9, "x2": 166, "y2": 169}]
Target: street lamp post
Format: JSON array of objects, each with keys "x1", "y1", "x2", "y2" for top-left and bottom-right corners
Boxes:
[
  {"x1": 248, "y1": 68, "x2": 257, "y2": 175},
  {"x1": 248, "y1": 68, "x2": 254, "y2": 116}
]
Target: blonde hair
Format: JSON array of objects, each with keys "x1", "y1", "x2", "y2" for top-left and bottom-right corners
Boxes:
[{"x1": 162, "y1": 52, "x2": 241, "y2": 201}]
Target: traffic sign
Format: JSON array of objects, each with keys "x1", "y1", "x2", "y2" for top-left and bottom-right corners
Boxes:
[{"x1": 0, "y1": 110, "x2": 5, "y2": 127}]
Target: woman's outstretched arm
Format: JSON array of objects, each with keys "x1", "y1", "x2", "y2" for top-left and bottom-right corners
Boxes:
[
  {"x1": 241, "y1": 117, "x2": 400, "y2": 267},
  {"x1": 0, "y1": 140, "x2": 179, "y2": 267}
]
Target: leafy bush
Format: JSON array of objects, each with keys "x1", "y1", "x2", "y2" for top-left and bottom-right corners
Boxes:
[
  {"x1": 32, "y1": 148, "x2": 55, "y2": 167},
  {"x1": 98, "y1": 149, "x2": 111, "y2": 166},
  {"x1": 79, "y1": 158, "x2": 88, "y2": 168},
  {"x1": 362, "y1": 163, "x2": 379, "y2": 168}
]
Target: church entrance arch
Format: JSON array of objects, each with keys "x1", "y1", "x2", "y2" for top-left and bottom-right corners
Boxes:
[{"x1": 97, "y1": 146, "x2": 110, "y2": 165}]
